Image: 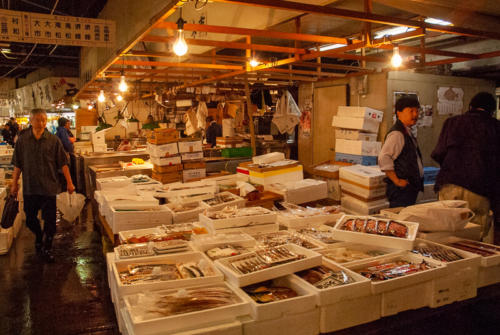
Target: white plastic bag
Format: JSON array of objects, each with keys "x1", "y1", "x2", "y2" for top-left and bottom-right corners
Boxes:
[
  {"x1": 396, "y1": 200, "x2": 474, "y2": 232},
  {"x1": 57, "y1": 192, "x2": 86, "y2": 223}
]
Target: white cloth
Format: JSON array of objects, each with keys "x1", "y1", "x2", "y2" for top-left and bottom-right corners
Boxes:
[
  {"x1": 196, "y1": 101, "x2": 208, "y2": 130},
  {"x1": 272, "y1": 91, "x2": 301, "y2": 134}
]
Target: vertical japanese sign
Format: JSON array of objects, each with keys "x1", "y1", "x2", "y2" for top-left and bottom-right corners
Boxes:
[{"x1": 0, "y1": 9, "x2": 115, "y2": 47}]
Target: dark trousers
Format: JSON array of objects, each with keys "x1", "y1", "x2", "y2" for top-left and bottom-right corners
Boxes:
[
  {"x1": 386, "y1": 181, "x2": 419, "y2": 208},
  {"x1": 24, "y1": 195, "x2": 57, "y2": 250}
]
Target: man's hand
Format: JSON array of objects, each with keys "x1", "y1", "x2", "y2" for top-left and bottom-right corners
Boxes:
[
  {"x1": 67, "y1": 182, "x2": 75, "y2": 194},
  {"x1": 395, "y1": 179, "x2": 409, "y2": 188},
  {"x1": 10, "y1": 183, "x2": 18, "y2": 197}
]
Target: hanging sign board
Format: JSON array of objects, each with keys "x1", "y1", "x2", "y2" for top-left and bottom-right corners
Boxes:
[{"x1": 0, "y1": 9, "x2": 115, "y2": 47}]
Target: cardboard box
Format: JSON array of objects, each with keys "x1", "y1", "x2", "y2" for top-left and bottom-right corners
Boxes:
[
  {"x1": 183, "y1": 168, "x2": 207, "y2": 182},
  {"x1": 337, "y1": 106, "x2": 384, "y2": 122},
  {"x1": 335, "y1": 128, "x2": 378, "y2": 142},
  {"x1": 147, "y1": 142, "x2": 179, "y2": 158},
  {"x1": 152, "y1": 171, "x2": 182, "y2": 184},
  {"x1": 147, "y1": 128, "x2": 179, "y2": 145},
  {"x1": 335, "y1": 152, "x2": 377, "y2": 166},
  {"x1": 332, "y1": 116, "x2": 380, "y2": 133},
  {"x1": 335, "y1": 139, "x2": 382, "y2": 156},
  {"x1": 178, "y1": 139, "x2": 203, "y2": 153},
  {"x1": 150, "y1": 155, "x2": 182, "y2": 166},
  {"x1": 183, "y1": 160, "x2": 207, "y2": 170},
  {"x1": 152, "y1": 164, "x2": 183, "y2": 174}
]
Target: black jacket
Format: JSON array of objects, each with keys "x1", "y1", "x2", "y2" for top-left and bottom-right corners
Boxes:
[
  {"x1": 386, "y1": 119, "x2": 424, "y2": 192},
  {"x1": 432, "y1": 109, "x2": 500, "y2": 201},
  {"x1": 206, "y1": 122, "x2": 222, "y2": 147}
]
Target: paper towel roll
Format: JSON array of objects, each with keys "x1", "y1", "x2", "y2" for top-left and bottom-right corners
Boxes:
[{"x1": 222, "y1": 118, "x2": 235, "y2": 137}]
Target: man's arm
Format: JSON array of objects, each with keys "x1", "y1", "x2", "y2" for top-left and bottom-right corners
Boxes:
[
  {"x1": 378, "y1": 131, "x2": 408, "y2": 188},
  {"x1": 10, "y1": 166, "x2": 21, "y2": 196},
  {"x1": 62, "y1": 165, "x2": 75, "y2": 194}
]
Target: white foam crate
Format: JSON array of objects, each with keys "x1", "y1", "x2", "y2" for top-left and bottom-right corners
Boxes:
[
  {"x1": 102, "y1": 193, "x2": 160, "y2": 211},
  {"x1": 109, "y1": 205, "x2": 173, "y2": 234},
  {"x1": 121, "y1": 283, "x2": 249, "y2": 335},
  {"x1": 276, "y1": 212, "x2": 342, "y2": 230},
  {"x1": 150, "y1": 155, "x2": 181, "y2": 166},
  {"x1": 335, "y1": 128, "x2": 378, "y2": 142},
  {"x1": 341, "y1": 196, "x2": 389, "y2": 216},
  {"x1": 181, "y1": 152, "x2": 204, "y2": 161},
  {"x1": 114, "y1": 241, "x2": 192, "y2": 261},
  {"x1": 337, "y1": 106, "x2": 384, "y2": 122},
  {"x1": 380, "y1": 280, "x2": 432, "y2": 316},
  {"x1": 252, "y1": 231, "x2": 323, "y2": 251},
  {"x1": 192, "y1": 233, "x2": 257, "y2": 252},
  {"x1": 332, "y1": 116, "x2": 380, "y2": 133},
  {"x1": 339, "y1": 164, "x2": 386, "y2": 188},
  {"x1": 157, "y1": 180, "x2": 218, "y2": 199},
  {"x1": 165, "y1": 201, "x2": 207, "y2": 224},
  {"x1": 478, "y1": 264, "x2": 500, "y2": 288},
  {"x1": 239, "y1": 275, "x2": 317, "y2": 321},
  {"x1": 147, "y1": 142, "x2": 179, "y2": 158},
  {"x1": 346, "y1": 251, "x2": 447, "y2": 295},
  {"x1": 339, "y1": 179, "x2": 386, "y2": 199},
  {"x1": 318, "y1": 293, "x2": 381, "y2": 333},
  {"x1": 96, "y1": 176, "x2": 131, "y2": 190},
  {"x1": 119, "y1": 227, "x2": 163, "y2": 244},
  {"x1": 111, "y1": 252, "x2": 224, "y2": 297},
  {"x1": 318, "y1": 242, "x2": 401, "y2": 267},
  {"x1": 332, "y1": 214, "x2": 419, "y2": 250},
  {"x1": 178, "y1": 140, "x2": 203, "y2": 153},
  {"x1": 208, "y1": 223, "x2": 280, "y2": 236},
  {"x1": 239, "y1": 308, "x2": 320, "y2": 335},
  {"x1": 293, "y1": 259, "x2": 372, "y2": 306},
  {"x1": 287, "y1": 225, "x2": 340, "y2": 248},
  {"x1": 199, "y1": 207, "x2": 277, "y2": 231},
  {"x1": 106, "y1": 252, "x2": 116, "y2": 289},
  {"x1": 431, "y1": 266, "x2": 478, "y2": 308},
  {"x1": 439, "y1": 236, "x2": 500, "y2": 267},
  {"x1": 267, "y1": 179, "x2": 327, "y2": 205},
  {"x1": 335, "y1": 139, "x2": 382, "y2": 156},
  {"x1": 215, "y1": 244, "x2": 322, "y2": 287},
  {"x1": 201, "y1": 192, "x2": 246, "y2": 211}
]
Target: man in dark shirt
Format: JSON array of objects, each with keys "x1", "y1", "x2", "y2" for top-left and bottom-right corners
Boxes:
[
  {"x1": 432, "y1": 92, "x2": 500, "y2": 242},
  {"x1": 11, "y1": 109, "x2": 75, "y2": 262},
  {"x1": 205, "y1": 116, "x2": 222, "y2": 148},
  {"x1": 1, "y1": 123, "x2": 14, "y2": 146}
]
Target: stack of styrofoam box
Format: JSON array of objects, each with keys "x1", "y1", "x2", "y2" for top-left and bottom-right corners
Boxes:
[
  {"x1": 147, "y1": 141, "x2": 183, "y2": 184},
  {"x1": 214, "y1": 244, "x2": 322, "y2": 335},
  {"x1": 308, "y1": 163, "x2": 341, "y2": 201},
  {"x1": 332, "y1": 106, "x2": 383, "y2": 166},
  {"x1": 178, "y1": 139, "x2": 206, "y2": 182},
  {"x1": 266, "y1": 179, "x2": 328, "y2": 204},
  {"x1": 339, "y1": 165, "x2": 389, "y2": 215},
  {"x1": 247, "y1": 161, "x2": 303, "y2": 188}
]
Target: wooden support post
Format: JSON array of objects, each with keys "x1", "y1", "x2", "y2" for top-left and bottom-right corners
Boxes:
[
  {"x1": 244, "y1": 75, "x2": 256, "y2": 156},
  {"x1": 420, "y1": 33, "x2": 426, "y2": 69}
]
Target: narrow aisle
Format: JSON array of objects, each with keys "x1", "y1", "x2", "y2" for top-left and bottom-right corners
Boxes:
[{"x1": 0, "y1": 203, "x2": 119, "y2": 335}]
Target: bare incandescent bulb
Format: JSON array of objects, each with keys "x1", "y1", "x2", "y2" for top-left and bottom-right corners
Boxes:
[
  {"x1": 391, "y1": 46, "x2": 403, "y2": 68},
  {"x1": 118, "y1": 75, "x2": 128, "y2": 92},
  {"x1": 173, "y1": 29, "x2": 188, "y2": 56},
  {"x1": 98, "y1": 90, "x2": 105, "y2": 102}
]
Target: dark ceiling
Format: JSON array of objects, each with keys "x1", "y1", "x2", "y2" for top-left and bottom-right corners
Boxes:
[{"x1": 0, "y1": 0, "x2": 108, "y2": 79}]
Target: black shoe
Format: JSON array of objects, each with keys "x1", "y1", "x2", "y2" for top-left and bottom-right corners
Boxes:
[{"x1": 43, "y1": 249, "x2": 55, "y2": 263}]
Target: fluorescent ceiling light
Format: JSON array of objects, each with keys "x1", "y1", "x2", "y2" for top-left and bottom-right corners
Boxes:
[
  {"x1": 374, "y1": 26, "x2": 415, "y2": 39},
  {"x1": 309, "y1": 44, "x2": 345, "y2": 52},
  {"x1": 424, "y1": 17, "x2": 453, "y2": 26}
]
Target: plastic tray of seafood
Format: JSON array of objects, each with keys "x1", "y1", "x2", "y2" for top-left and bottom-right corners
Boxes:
[
  {"x1": 291, "y1": 226, "x2": 339, "y2": 247},
  {"x1": 332, "y1": 215, "x2": 419, "y2": 250},
  {"x1": 438, "y1": 236, "x2": 500, "y2": 267},
  {"x1": 252, "y1": 231, "x2": 323, "y2": 250},
  {"x1": 319, "y1": 242, "x2": 400, "y2": 266},
  {"x1": 412, "y1": 238, "x2": 481, "y2": 271},
  {"x1": 121, "y1": 282, "x2": 250, "y2": 335},
  {"x1": 112, "y1": 252, "x2": 224, "y2": 297},
  {"x1": 275, "y1": 203, "x2": 343, "y2": 229},
  {"x1": 346, "y1": 251, "x2": 447, "y2": 294},
  {"x1": 191, "y1": 233, "x2": 256, "y2": 251},
  {"x1": 215, "y1": 244, "x2": 322, "y2": 287},
  {"x1": 201, "y1": 192, "x2": 246, "y2": 211},
  {"x1": 199, "y1": 206, "x2": 277, "y2": 230},
  {"x1": 240, "y1": 275, "x2": 317, "y2": 321},
  {"x1": 114, "y1": 240, "x2": 192, "y2": 260},
  {"x1": 165, "y1": 201, "x2": 208, "y2": 224},
  {"x1": 294, "y1": 259, "x2": 372, "y2": 306}
]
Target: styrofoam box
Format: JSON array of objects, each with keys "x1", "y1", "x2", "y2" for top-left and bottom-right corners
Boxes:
[
  {"x1": 215, "y1": 244, "x2": 322, "y2": 287},
  {"x1": 147, "y1": 142, "x2": 179, "y2": 158},
  {"x1": 93, "y1": 143, "x2": 108, "y2": 152},
  {"x1": 239, "y1": 275, "x2": 316, "y2": 321},
  {"x1": 199, "y1": 207, "x2": 277, "y2": 231},
  {"x1": 414, "y1": 238, "x2": 481, "y2": 272},
  {"x1": 201, "y1": 192, "x2": 246, "y2": 211},
  {"x1": 249, "y1": 166, "x2": 304, "y2": 187},
  {"x1": 207, "y1": 223, "x2": 279, "y2": 236},
  {"x1": 335, "y1": 139, "x2": 382, "y2": 156},
  {"x1": 312, "y1": 175, "x2": 341, "y2": 201},
  {"x1": 319, "y1": 242, "x2": 401, "y2": 267},
  {"x1": 417, "y1": 222, "x2": 481, "y2": 242},
  {"x1": 96, "y1": 176, "x2": 131, "y2": 190},
  {"x1": 114, "y1": 241, "x2": 192, "y2": 261},
  {"x1": 150, "y1": 155, "x2": 182, "y2": 166},
  {"x1": 239, "y1": 307, "x2": 320, "y2": 335},
  {"x1": 335, "y1": 128, "x2": 378, "y2": 142},
  {"x1": 178, "y1": 140, "x2": 203, "y2": 153},
  {"x1": 165, "y1": 201, "x2": 207, "y2": 224},
  {"x1": 171, "y1": 320, "x2": 242, "y2": 335},
  {"x1": 106, "y1": 252, "x2": 116, "y2": 289},
  {"x1": 91, "y1": 131, "x2": 106, "y2": 144},
  {"x1": 294, "y1": 259, "x2": 372, "y2": 306},
  {"x1": 108, "y1": 205, "x2": 173, "y2": 234},
  {"x1": 341, "y1": 195, "x2": 389, "y2": 216},
  {"x1": 339, "y1": 164, "x2": 386, "y2": 188},
  {"x1": 191, "y1": 233, "x2": 257, "y2": 252},
  {"x1": 158, "y1": 180, "x2": 217, "y2": 199},
  {"x1": 381, "y1": 280, "x2": 432, "y2": 316},
  {"x1": 439, "y1": 236, "x2": 500, "y2": 268},
  {"x1": 183, "y1": 168, "x2": 207, "y2": 182},
  {"x1": 181, "y1": 152, "x2": 204, "y2": 161},
  {"x1": 332, "y1": 116, "x2": 380, "y2": 133},
  {"x1": 112, "y1": 252, "x2": 224, "y2": 297},
  {"x1": 102, "y1": 193, "x2": 160, "y2": 211},
  {"x1": 119, "y1": 227, "x2": 163, "y2": 244},
  {"x1": 318, "y1": 293, "x2": 381, "y2": 333},
  {"x1": 346, "y1": 251, "x2": 447, "y2": 294},
  {"x1": 252, "y1": 231, "x2": 323, "y2": 251},
  {"x1": 339, "y1": 180, "x2": 386, "y2": 200},
  {"x1": 266, "y1": 179, "x2": 328, "y2": 205},
  {"x1": 332, "y1": 215, "x2": 418, "y2": 250},
  {"x1": 277, "y1": 212, "x2": 343, "y2": 230},
  {"x1": 122, "y1": 283, "x2": 249, "y2": 335},
  {"x1": 252, "y1": 152, "x2": 285, "y2": 165},
  {"x1": 337, "y1": 106, "x2": 384, "y2": 122},
  {"x1": 431, "y1": 266, "x2": 478, "y2": 308}
]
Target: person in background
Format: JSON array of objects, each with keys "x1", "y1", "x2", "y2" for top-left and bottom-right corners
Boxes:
[
  {"x1": 378, "y1": 96, "x2": 424, "y2": 208},
  {"x1": 205, "y1": 116, "x2": 222, "y2": 148},
  {"x1": 432, "y1": 92, "x2": 500, "y2": 242},
  {"x1": 11, "y1": 109, "x2": 75, "y2": 263},
  {"x1": 56, "y1": 117, "x2": 75, "y2": 154},
  {"x1": 1, "y1": 123, "x2": 14, "y2": 146},
  {"x1": 8, "y1": 117, "x2": 19, "y2": 140}
]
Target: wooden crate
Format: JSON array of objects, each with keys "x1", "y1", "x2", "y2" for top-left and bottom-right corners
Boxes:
[
  {"x1": 152, "y1": 164, "x2": 183, "y2": 174},
  {"x1": 147, "y1": 128, "x2": 179, "y2": 144},
  {"x1": 183, "y1": 160, "x2": 206, "y2": 170},
  {"x1": 152, "y1": 171, "x2": 183, "y2": 184}
]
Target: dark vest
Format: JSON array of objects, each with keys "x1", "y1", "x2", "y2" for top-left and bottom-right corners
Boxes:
[{"x1": 386, "y1": 119, "x2": 424, "y2": 192}]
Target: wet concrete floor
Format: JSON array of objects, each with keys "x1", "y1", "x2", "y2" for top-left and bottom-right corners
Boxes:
[{"x1": 0, "y1": 203, "x2": 119, "y2": 335}]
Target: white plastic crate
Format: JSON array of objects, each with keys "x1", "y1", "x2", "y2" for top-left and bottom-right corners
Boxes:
[{"x1": 215, "y1": 244, "x2": 322, "y2": 287}]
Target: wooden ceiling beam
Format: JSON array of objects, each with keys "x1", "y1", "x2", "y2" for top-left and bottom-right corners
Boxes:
[
  {"x1": 375, "y1": 44, "x2": 479, "y2": 59},
  {"x1": 293, "y1": 61, "x2": 374, "y2": 72},
  {"x1": 154, "y1": 21, "x2": 354, "y2": 45},
  {"x1": 212, "y1": 0, "x2": 500, "y2": 40},
  {"x1": 425, "y1": 50, "x2": 500, "y2": 66},
  {"x1": 114, "y1": 59, "x2": 243, "y2": 71},
  {"x1": 261, "y1": 68, "x2": 344, "y2": 77},
  {"x1": 142, "y1": 35, "x2": 307, "y2": 54},
  {"x1": 124, "y1": 50, "x2": 247, "y2": 62}
]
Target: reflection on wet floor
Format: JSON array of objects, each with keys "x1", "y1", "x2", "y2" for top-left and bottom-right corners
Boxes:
[{"x1": 0, "y1": 203, "x2": 119, "y2": 335}]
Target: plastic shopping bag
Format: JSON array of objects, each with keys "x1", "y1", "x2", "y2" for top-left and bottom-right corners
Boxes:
[
  {"x1": 396, "y1": 200, "x2": 474, "y2": 232},
  {"x1": 57, "y1": 192, "x2": 86, "y2": 223}
]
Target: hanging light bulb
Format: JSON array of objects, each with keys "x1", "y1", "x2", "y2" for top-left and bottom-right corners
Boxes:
[
  {"x1": 98, "y1": 90, "x2": 105, "y2": 102},
  {"x1": 249, "y1": 59, "x2": 260, "y2": 67},
  {"x1": 116, "y1": 94, "x2": 123, "y2": 102},
  {"x1": 72, "y1": 103, "x2": 79, "y2": 110},
  {"x1": 391, "y1": 46, "x2": 403, "y2": 68},
  {"x1": 173, "y1": 11, "x2": 188, "y2": 56},
  {"x1": 88, "y1": 104, "x2": 93, "y2": 111},
  {"x1": 118, "y1": 74, "x2": 128, "y2": 92}
]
